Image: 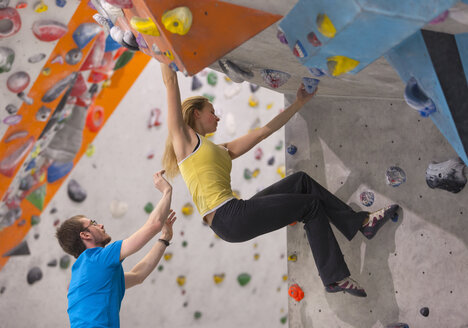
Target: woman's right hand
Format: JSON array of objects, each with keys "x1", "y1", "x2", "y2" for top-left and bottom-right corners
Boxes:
[
  {"x1": 296, "y1": 83, "x2": 318, "y2": 106},
  {"x1": 153, "y1": 170, "x2": 172, "y2": 193}
]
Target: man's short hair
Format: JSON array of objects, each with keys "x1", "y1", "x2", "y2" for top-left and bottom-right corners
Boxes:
[{"x1": 56, "y1": 215, "x2": 87, "y2": 258}]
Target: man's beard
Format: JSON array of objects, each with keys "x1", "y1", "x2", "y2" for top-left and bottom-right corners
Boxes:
[{"x1": 98, "y1": 235, "x2": 112, "y2": 247}]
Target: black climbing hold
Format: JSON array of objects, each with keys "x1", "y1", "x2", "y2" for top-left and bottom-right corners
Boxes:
[
  {"x1": 27, "y1": 267, "x2": 43, "y2": 285},
  {"x1": 420, "y1": 307, "x2": 429, "y2": 317},
  {"x1": 47, "y1": 259, "x2": 57, "y2": 267},
  {"x1": 67, "y1": 179, "x2": 87, "y2": 202},
  {"x1": 65, "y1": 48, "x2": 83, "y2": 65},
  {"x1": 426, "y1": 157, "x2": 466, "y2": 193},
  {"x1": 3, "y1": 240, "x2": 30, "y2": 257},
  {"x1": 60, "y1": 255, "x2": 71, "y2": 269}
]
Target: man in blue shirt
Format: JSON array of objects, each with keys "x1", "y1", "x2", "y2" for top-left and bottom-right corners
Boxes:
[{"x1": 56, "y1": 170, "x2": 175, "y2": 328}]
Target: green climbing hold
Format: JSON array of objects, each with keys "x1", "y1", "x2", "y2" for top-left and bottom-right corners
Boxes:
[
  {"x1": 194, "y1": 311, "x2": 202, "y2": 319},
  {"x1": 26, "y1": 184, "x2": 47, "y2": 210},
  {"x1": 157, "y1": 265, "x2": 164, "y2": 271},
  {"x1": 207, "y1": 72, "x2": 218, "y2": 86},
  {"x1": 31, "y1": 215, "x2": 41, "y2": 226},
  {"x1": 182, "y1": 240, "x2": 188, "y2": 247},
  {"x1": 280, "y1": 316, "x2": 287, "y2": 324},
  {"x1": 60, "y1": 255, "x2": 71, "y2": 269},
  {"x1": 144, "y1": 202, "x2": 154, "y2": 213},
  {"x1": 202, "y1": 93, "x2": 215, "y2": 103},
  {"x1": 237, "y1": 273, "x2": 251, "y2": 286},
  {"x1": 114, "y1": 51, "x2": 135, "y2": 71},
  {"x1": 243, "y1": 168, "x2": 252, "y2": 180}
]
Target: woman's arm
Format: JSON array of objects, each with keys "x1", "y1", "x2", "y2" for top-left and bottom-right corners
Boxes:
[
  {"x1": 222, "y1": 84, "x2": 317, "y2": 159},
  {"x1": 161, "y1": 63, "x2": 197, "y2": 161}
]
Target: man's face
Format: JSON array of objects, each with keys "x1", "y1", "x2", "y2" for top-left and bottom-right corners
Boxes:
[{"x1": 81, "y1": 218, "x2": 111, "y2": 247}]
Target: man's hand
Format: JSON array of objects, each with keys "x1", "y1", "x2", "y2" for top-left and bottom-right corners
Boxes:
[
  {"x1": 296, "y1": 83, "x2": 318, "y2": 107},
  {"x1": 153, "y1": 170, "x2": 172, "y2": 194},
  {"x1": 160, "y1": 210, "x2": 176, "y2": 241}
]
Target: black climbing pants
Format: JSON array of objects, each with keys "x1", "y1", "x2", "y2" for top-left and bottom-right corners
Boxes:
[{"x1": 211, "y1": 171, "x2": 368, "y2": 286}]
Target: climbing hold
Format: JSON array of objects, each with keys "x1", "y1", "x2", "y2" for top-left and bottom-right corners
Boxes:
[
  {"x1": 426, "y1": 157, "x2": 466, "y2": 193},
  {"x1": 293, "y1": 40, "x2": 307, "y2": 58},
  {"x1": 327, "y1": 56, "x2": 359, "y2": 76},
  {"x1": 385, "y1": 166, "x2": 406, "y2": 187},
  {"x1": 288, "y1": 284, "x2": 304, "y2": 301},
  {"x1": 252, "y1": 168, "x2": 260, "y2": 178},
  {"x1": 181, "y1": 240, "x2": 187, "y2": 247},
  {"x1": 55, "y1": 0, "x2": 66, "y2": 7},
  {"x1": 287, "y1": 254, "x2": 297, "y2": 262},
  {"x1": 404, "y1": 77, "x2": 436, "y2": 117},
  {"x1": 85, "y1": 144, "x2": 95, "y2": 157},
  {"x1": 449, "y1": 5, "x2": 468, "y2": 25},
  {"x1": 253, "y1": 253, "x2": 260, "y2": 260},
  {"x1": 50, "y1": 55, "x2": 64, "y2": 64},
  {"x1": 19, "y1": 174, "x2": 35, "y2": 191},
  {"x1": 45, "y1": 259, "x2": 57, "y2": 268},
  {"x1": 181, "y1": 203, "x2": 193, "y2": 216},
  {"x1": 27, "y1": 53, "x2": 46, "y2": 64},
  {"x1": 244, "y1": 168, "x2": 252, "y2": 180},
  {"x1": 0, "y1": 46, "x2": 14, "y2": 73},
  {"x1": 135, "y1": 33, "x2": 147, "y2": 49},
  {"x1": 65, "y1": 48, "x2": 83, "y2": 65},
  {"x1": 35, "y1": 106, "x2": 51, "y2": 121},
  {"x1": 254, "y1": 147, "x2": 263, "y2": 160},
  {"x1": 207, "y1": 71, "x2": 218, "y2": 86},
  {"x1": 250, "y1": 83, "x2": 260, "y2": 93},
  {"x1": 31, "y1": 215, "x2": 40, "y2": 226},
  {"x1": 32, "y1": 20, "x2": 68, "y2": 42},
  {"x1": 275, "y1": 140, "x2": 283, "y2": 150},
  {"x1": 3, "y1": 240, "x2": 30, "y2": 256},
  {"x1": 1, "y1": 207, "x2": 21, "y2": 227},
  {"x1": 237, "y1": 273, "x2": 251, "y2": 286},
  {"x1": 5, "y1": 103, "x2": 17, "y2": 114},
  {"x1": 86, "y1": 105, "x2": 104, "y2": 132},
  {"x1": 302, "y1": 77, "x2": 319, "y2": 94},
  {"x1": 105, "y1": 0, "x2": 132, "y2": 9},
  {"x1": 27, "y1": 267, "x2": 43, "y2": 285},
  {"x1": 3, "y1": 114, "x2": 21, "y2": 125},
  {"x1": 7, "y1": 71, "x2": 30, "y2": 93},
  {"x1": 429, "y1": 10, "x2": 449, "y2": 25},
  {"x1": 161, "y1": 6, "x2": 192, "y2": 35},
  {"x1": 420, "y1": 307, "x2": 429, "y2": 317},
  {"x1": 67, "y1": 179, "x2": 87, "y2": 202},
  {"x1": 26, "y1": 184, "x2": 46, "y2": 210},
  {"x1": 316, "y1": 13, "x2": 336, "y2": 38},
  {"x1": 130, "y1": 16, "x2": 159, "y2": 37},
  {"x1": 276, "y1": 27, "x2": 288, "y2": 44},
  {"x1": 385, "y1": 324, "x2": 409, "y2": 328},
  {"x1": 224, "y1": 84, "x2": 242, "y2": 99},
  {"x1": 307, "y1": 32, "x2": 322, "y2": 47},
  {"x1": 122, "y1": 31, "x2": 138, "y2": 50},
  {"x1": 113, "y1": 50, "x2": 134, "y2": 70},
  {"x1": 267, "y1": 156, "x2": 275, "y2": 166},
  {"x1": 0, "y1": 7, "x2": 21, "y2": 38},
  {"x1": 0, "y1": 0, "x2": 9, "y2": 9},
  {"x1": 308, "y1": 67, "x2": 326, "y2": 77},
  {"x1": 194, "y1": 311, "x2": 202, "y2": 319},
  {"x1": 148, "y1": 108, "x2": 162, "y2": 127},
  {"x1": 4, "y1": 130, "x2": 27, "y2": 143},
  {"x1": 157, "y1": 265, "x2": 163, "y2": 271},
  {"x1": 72, "y1": 23, "x2": 101, "y2": 49},
  {"x1": 219, "y1": 59, "x2": 253, "y2": 83},
  {"x1": 0, "y1": 136, "x2": 34, "y2": 177},
  {"x1": 59, "y1": 255, "x2": 71, "y2": 269},
  {"x1": 47, "y1": 161, "x2": 73, "y2": 183},
  {"x1": 80, "y1": 32, "x2": 106, "y2": 71},
  {"x1": 287, "y1": 145, "x2": 297, "y2": 155},
  {"x1": 42, "y1": 72, "x2": 77, "y2": 102},
  {"x1": 203, "y1": 93, "x2": 215, "y2": 103},
  {"x1": 277, "y1": 165, "x2": 285, "y2": 178},
  {"x1": 163, "y1": 253, "x2": 172, "y2": 261},
  {"x1": 191, "y1": 75, "x2": 202, "y2": 91},
  {"x1": 42, "y1": 67, "x2": 51, "y2": 75},
  {"x1": 248, "y1": 95, "x2": 259, "y2": 107},
  {"x1": 109, "y1": 199, "x2": 128, "y2": 218},
  {"x1": 359, "y1": 191, "x2": 375, "y2": 207},
  {"x1": 144, "y1": 202, "x2": 154, "y2": 214},
  {"x1": 280, "y1": 316, "x2": 287, "y2": 324},
  {"x1": 261, "y1": 69, "x2": 291, "y2": 88},
  {"x1": 18, "y1": 91, "x2": 33, "y2": 104},
  {"x1": 33, "y1": 1, "x2": 48, "y2": 13},
  {"x1": 176, "y1": 275, "x2": 186, "y2": 286},
  {"x1": 213, "y1": 273, "x2": 225, "y2": 284}
]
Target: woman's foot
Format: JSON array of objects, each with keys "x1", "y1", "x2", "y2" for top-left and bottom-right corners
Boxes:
[
  {"x1": 360, "y1": 204, "x2": 399, "y2": 239},
  {"x1": 325, "y1": 277, "x2": 367, "y2": 297}
]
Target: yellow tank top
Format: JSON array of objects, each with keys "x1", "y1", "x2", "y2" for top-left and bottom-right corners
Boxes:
[{"x1": 178, "y1": 134, "x2": 235, "y2": 217}]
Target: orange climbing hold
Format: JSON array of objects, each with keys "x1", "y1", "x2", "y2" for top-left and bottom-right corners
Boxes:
[{"x1": 288, "y1": 284, "x2": 304, "y2": 302}]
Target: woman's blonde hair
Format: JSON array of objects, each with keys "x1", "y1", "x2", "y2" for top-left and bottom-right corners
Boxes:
[{"x1": 162, "y1": 96, "x2": 209, "y2": 179}]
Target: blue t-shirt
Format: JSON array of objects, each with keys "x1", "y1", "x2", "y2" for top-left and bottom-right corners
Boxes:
[{"x1": 67, "y1": 240, "x2": 125, "y2": 328}]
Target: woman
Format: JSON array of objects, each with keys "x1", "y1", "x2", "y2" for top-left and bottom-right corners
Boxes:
[{"x1": 161, "y1": 63, "x2": 398, "y2": 297}]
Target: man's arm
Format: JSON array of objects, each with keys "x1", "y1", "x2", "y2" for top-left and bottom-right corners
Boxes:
[
  {"x1": 120, "y1": 170, "x2": 172, "y2": 260},
  {"x1": 124, "y1": 212, "x2": 176, "y2": 289}
]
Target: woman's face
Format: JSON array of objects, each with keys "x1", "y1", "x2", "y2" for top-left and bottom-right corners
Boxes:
[{"x1": 197, "y1": 102, "x2": 219, "y2": 133}]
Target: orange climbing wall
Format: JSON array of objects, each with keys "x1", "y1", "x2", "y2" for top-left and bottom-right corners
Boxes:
[
  {"x1": 0, "y1": 1, "x2": 151, "y2": 270},
  {"x1": 120, "y1": 0, "x2": 282, "y2": 75}
]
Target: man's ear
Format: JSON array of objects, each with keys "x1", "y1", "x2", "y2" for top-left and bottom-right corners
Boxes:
[{"x1": 80, "y1": 231, "x2": 91, "y2": 241}]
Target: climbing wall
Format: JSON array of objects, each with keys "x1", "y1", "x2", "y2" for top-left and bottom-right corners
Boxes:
[{"x1": 284, "y1": 92, "x2": 468, "y2": 327}]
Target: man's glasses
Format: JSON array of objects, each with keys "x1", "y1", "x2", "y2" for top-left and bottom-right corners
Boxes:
[{"x1": 81, "y1": 219, "x2": 98, "y2": 232}]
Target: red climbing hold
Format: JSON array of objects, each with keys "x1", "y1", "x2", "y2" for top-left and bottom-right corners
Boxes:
[
  {"x1": 0, "y1": 7, "x2": 21, "y2": 39},
  {"x1": 80, "y1": 32, "x2": 105, "y2": 71},
  {"x1": 32, "y1": 20, "x2": 68, "y2": 42},
  {"x1": 86, "y1": 105, "x2": 104, "y2": 132},
  {"x1": 288, "y1": 284, "x2": 304, "y2": 302}
]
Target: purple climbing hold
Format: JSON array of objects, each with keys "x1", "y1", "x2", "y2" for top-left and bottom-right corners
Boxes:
[
  {"x1": 7, "y1": 71, "x2": 30, "y2": 93},
  {"x1": 426, "y1": 157, "x2": 466, "y2": 193},
  {"x1": 308, "y1": 67, "x2": 326, "y2": 77},
  {"x1": 32, "y1": 20, "x2": 68, "y2": 42},
  {"x1": 359, "y1": 191, "x2": 374, "y2": 207},
  {"x1": 287, "y1": 145, "x2": 297, "y2": 155},
  {"x1": 36, "y1": 105, "x2": 51, "y2": 121},
  {"x1": 302, "y1": 77, "x2": 319, "y2": 94},
  {"x1": 136, "y1": 33, "x2": 148, "y2": 49},
  {"x1": 191, "y1": 75, "x2": 202, "y2": 91},
  {"x1": 50, "y1": 55, "x2": 64, "y2": 64},
  {"x1": 385, "y1": 166, "x2": 406, "y2": 187},
  {"x1": 3, "y1": 114, "x2": 22, "y2": 125},
  {"x1": 27, "y1": 266, "x2": 43, "y2": 285},
  {"x1": 47, "y1": 161, "x2": 73, "y2": 183},
  {"x1": 429, "y1": 10, "x2": 449, "y2": 25},
  {"x1": 261, "y1": 69, "x2": 291, "y2": 89},
  {"x1": 72, "y1": 23, "x2": 101, "y2": 49},
  {"x1": 276, "y1": 28, "x2": 288, "y2": 45},
  {"x1": 55, "y1": 0, "x2": 66, "y2": 7},
  {"x1": 65, "y1": 48, "x2": 83, "y2": 65},
  {"x1": 67, "y1": 179, "x2": 87, "y2": 202},
  {"x1": 267, "y1": 156, "x2": 275, "y2": 166},
  {"x1": 218, "y1": 59, "x2": 253, "y2": 83},
  {"x1": 0, "y1": 46, "x2": 14, "y2": 73},
  {"x1": 404, "y1": 77, "x2": 436, "y2": 117},
  {"x1": 28, "y1": 53, "x2": 46, "y2": 64},
  {"x1": 293, "y1": 40, "x2": 307, "y2": 58},
  {"x1": 42, "y1": 72, "x2": 77, "y2": 103}
]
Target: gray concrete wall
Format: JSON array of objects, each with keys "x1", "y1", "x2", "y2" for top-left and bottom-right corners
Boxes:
[{"x1": 284, "y1": 91, "x2": 468, "y2": 328}]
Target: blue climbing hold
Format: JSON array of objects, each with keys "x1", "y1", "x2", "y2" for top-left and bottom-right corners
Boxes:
[
  {"x1": 302, "y1": 77, "x2": 319, "y2": 94},
  {"x1": 47, "y1": 161, "x2": 73, "y2": 183},
  {"x1": 105, "y1": 34, "x2": 121, "y2": 52},
  {"x1": 55, "y1": 0, "x2": 66, "y2": 7},
  {"x1": 308, "y1": 67, "x2": 326, "y2": 77},
  {"x1": 287, "y1": 145, "x2": 297, "y2": 155},
  {"x1": 404, "y1": 77, "x2": 436, "y2": 117},
  {"x1": 25, "y1": 158, "x2": 36, "y2": 171},
  {"x1": 72, "y1": 23, "x2": 101, "y2": 49}
]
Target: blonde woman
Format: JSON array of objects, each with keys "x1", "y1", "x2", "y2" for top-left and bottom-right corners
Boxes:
[{"x1": 161, "y1": 63, "x2": 398, "y2": 297}]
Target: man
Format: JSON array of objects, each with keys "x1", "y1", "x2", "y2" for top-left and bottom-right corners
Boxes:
[{"x1": 56, "y1": 170, "x2": 175, "y2": 328}]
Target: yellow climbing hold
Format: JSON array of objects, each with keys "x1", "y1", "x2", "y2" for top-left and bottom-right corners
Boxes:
[
  {"x1": 86, "y1": 144, "x2": 95, "y2": 157},
  {"x1": 213, "y1": 273, "x2": 225, "y2": 284},
  {"x1": 34, "y1": 1, "x2": 48, "y2": 12},
  {"x1": 254, "y1": 253, "x2": 260, "y2": 260},
  {"x1": 163, "y1": 253, "x2": 173, "y2": 261},
  {"x1": 248, "y1": 95, "x2": 259, "y2": 108},
  {"x1": 282, "y1": 275, "x2": 288, "y2": 281},
  {"x1": 176, "y1": 275, "x2": 186, "y2": 286},
  {"x1": 316, "y1": 13, "x2": 336, "y2": 38},
  {"x1": 161, "y1": 7, "x2": 193, "y2": 36},
  {"x1": 327, "y1": 55, "x2": 359, "y2": 76},
  {"x1": 130, "y1": 16, "x2": 160, "y2": 36},
  {"x1": 31, "y1": 145, "x2": 41, "y2": 158},
  {"x1": 288, "y1": 254, "x2": 297, "y2": 262},
  {"x1": 42, "y1": 67, "x2": 51, "y2": 76},
  {"x1": 277, "y1": 165, "x2": 285, "y2": 178},
  {"x1": 102, "y1": 79, "x2": 111, "y2": 88},
  {"x1": 39, "y1": 172, "x2": 46, "y2": 183},
  {"x1": 266, "y1": 103, "x2": 273, "y2": 110},
  {"x1": 181, "y1": 202, "x2": 193, "y2": 216}
]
